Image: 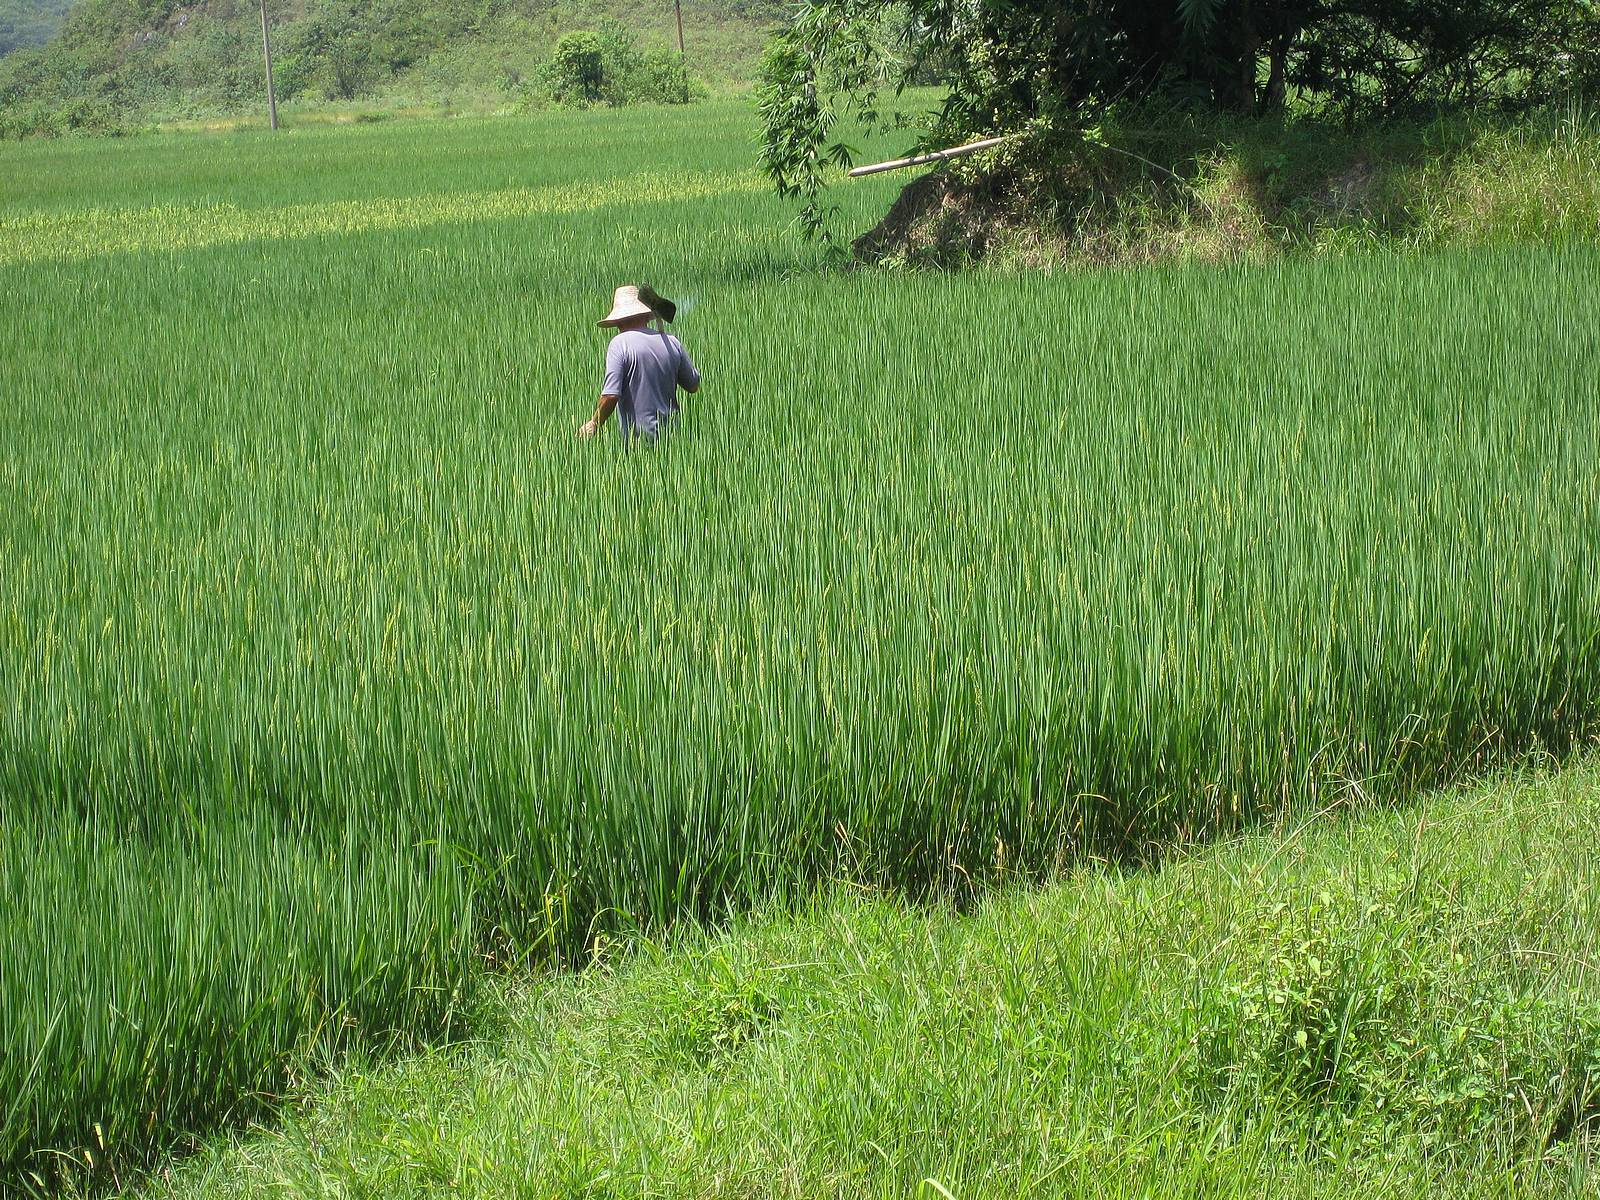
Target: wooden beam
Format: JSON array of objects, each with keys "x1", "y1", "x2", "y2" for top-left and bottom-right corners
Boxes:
[{"x1": 846, "y1": 136, "x2": 1008, "y2": 178}]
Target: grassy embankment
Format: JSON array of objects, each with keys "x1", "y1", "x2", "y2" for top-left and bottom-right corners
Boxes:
[
  {"x1": 1, "y1": 98, "x2": 1598, "y2": 1192},
  {"x1": 137, "y1": 762, "x2": 1600, "y2": 1199},
  {"x1": 860, "y1": 106, "x2": 1600, "y2": 267}
]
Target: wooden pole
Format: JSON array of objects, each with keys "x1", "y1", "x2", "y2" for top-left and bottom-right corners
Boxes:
[
  {"x1": 674, "y1": 0, "x2": 688, "y2": 103},
  {"x1": 259, "y1": 0, "x2": 279, "y2": 131},
  {"x1": 846, "y1": 135, "x2": 1008, "y2": 178}
]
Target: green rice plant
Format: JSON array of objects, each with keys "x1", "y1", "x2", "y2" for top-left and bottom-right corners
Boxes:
[
  {"x1": 0, "y1": 809, "x2": 475, "y2": 1192},
  {"x1": 0, "y1": 100, "x2": 1596, "y2": 1189},
  {"x1": 125, "y1": 762, "x2": 1600, "y2": 1200}
]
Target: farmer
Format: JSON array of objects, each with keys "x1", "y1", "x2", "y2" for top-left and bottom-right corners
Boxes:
[{"x1": 578, "y1": 285, "x2": 700, "y2": 441}]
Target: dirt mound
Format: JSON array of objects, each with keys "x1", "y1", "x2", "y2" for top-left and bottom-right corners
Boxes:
[{"x1": 851, "y1": 168, "x2": 1024, "y2": 268}]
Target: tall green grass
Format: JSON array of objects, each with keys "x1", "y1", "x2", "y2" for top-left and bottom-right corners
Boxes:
[
  {"x1": 2, "y1": 813, "x2": 473, "y2": 1189},
  {"x1": 0, "y1": 100, "x2": 1597, "y2": 1190},
  {"x1": 132, "y1": 762, "x2": 1600, "y2": 1200}
]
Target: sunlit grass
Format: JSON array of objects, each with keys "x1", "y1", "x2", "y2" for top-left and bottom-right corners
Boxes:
[{"x1": 0, "y1": 170, "x2": 765, "y2": 264}]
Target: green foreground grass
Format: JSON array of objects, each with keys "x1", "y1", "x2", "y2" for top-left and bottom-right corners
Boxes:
[
  {"x1": 135, "y1": 761, "x2": 1600, "y2": 1200},
  {"x1": 2, "y1": 99, "x2": 1599, "y2": 1192}
]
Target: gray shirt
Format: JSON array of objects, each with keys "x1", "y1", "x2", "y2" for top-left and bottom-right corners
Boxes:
[{"x1": 603, "y1": 328, "x2": 700, "y2": 439}]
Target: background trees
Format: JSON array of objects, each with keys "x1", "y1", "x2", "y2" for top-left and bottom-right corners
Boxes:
[
  {"x1": 758, "y1": 0, "x2": 1600, "y2": 234},
  {"x1": 0, "y1": 0, "x2": 74, "y2": 56}
]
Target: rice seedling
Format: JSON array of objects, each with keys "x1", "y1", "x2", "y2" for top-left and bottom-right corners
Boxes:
[{"x1": 0, "y1": 99, "x2": 1596, "y2": 1190}]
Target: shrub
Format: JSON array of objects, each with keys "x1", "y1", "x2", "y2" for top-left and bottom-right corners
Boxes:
[
  {"x1": 287, "y1": 0, "x2": 376, "y2": 101},
  {"x1": 539, "y1": 24, "x2": 703, "y2": 109},
  {"x1": 1196, "y1": 883, "x2": 1600, "y2": 1153},
  {"x1": 632, "y1": 48, "x2": 707, "y2": 105},
  {"x1": 543, "y1": 30, "x2": 608, "y2": 107}
]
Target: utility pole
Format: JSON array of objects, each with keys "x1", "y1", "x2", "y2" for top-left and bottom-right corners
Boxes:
[
  {"x1": 674, "y1": 0, "x2": 688, "y2": 104},
  {"x1": 259, "y1": 0, "x2": 279, "y2": 131}
]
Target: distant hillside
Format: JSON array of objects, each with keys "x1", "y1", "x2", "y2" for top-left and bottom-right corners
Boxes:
[
  {"x1": 0, "y1": 0, "x2": 72, "y2": 55},
  {"x1": 0, "y1": 0, "x2": 787, "y2": 136}
]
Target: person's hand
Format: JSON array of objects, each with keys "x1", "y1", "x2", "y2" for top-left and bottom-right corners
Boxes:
[{"x1": 577, "y1": 418, "x2": 598, "y2": 439}]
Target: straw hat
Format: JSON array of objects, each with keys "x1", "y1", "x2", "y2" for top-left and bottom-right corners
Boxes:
[{"x1": 598, "y1": 285, "x2": 656, "y2": 327}]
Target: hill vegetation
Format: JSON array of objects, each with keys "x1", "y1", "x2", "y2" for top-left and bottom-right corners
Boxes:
[
  {"x1": 0, "y1": 0, "x2": 72, "y2": 55},
  {"x1": 0, "y1": 0, "x2": 785, "y2": 136}
]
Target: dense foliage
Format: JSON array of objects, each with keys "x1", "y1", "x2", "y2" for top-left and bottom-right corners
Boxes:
[
  {"x1": 2, "y1": 101, "x2": 1599, "y2": 1192},
  {"x1": 541, "y1": 26, "x2": 698, "y2": 108},
  {"x1": 0, "y1": 0, "x2": 72, "y2": 56},
  {"x1": 758, "y1": 0, "x2": 1600, "y2": 236}
]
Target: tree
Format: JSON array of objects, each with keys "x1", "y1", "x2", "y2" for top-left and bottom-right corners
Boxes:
[
  {"x1": 539, "y1": 24, "x2": 701, "y2": 109},
  {"x1": 1291, "y1": 0, "x2": 1600, "y2": 118},
  {"x1": 545, "y1": 31, "x2": 609, "y2": 106},
  {"x1": 290, "y1": 0, "x2": 372, "y2": 100},
  {"x1": 758, "y1": 0, "x2": 1600, "y2": 237}
]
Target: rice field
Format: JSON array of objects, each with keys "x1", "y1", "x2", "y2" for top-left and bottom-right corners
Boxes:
[{"x1": 2, "y1": 99, "x2": 1598, "y2": 1192}]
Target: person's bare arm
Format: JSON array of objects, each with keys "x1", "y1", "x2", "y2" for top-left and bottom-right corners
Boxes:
[
  {"x1": 578, "y1": 394, "x2": 618, "y2": 439},
  {"x1": 677, "y1": 352, "x2": 701, "y2": 395}
]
